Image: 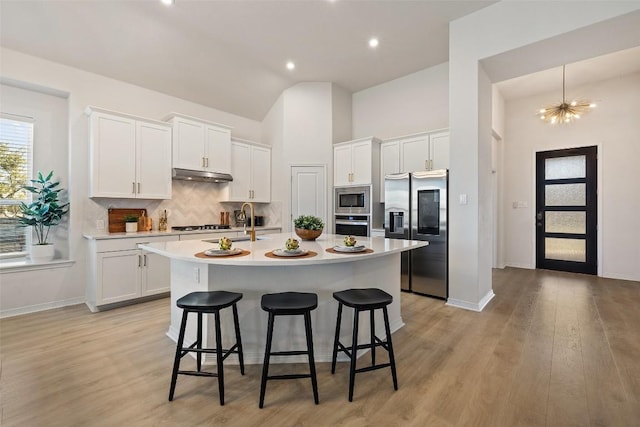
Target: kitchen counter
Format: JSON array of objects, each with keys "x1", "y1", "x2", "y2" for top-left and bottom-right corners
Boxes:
[
  {"x1": 82, "y1": 226, "x2": 281, "y2": 240},
  {"x1": 140, "y1": 233, "x2": 427, "y2": 365}
]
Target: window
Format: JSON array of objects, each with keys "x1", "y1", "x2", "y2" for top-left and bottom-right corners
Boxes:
[{"x1": 0, "y1": 114, "x2": 33, "y2": 257}]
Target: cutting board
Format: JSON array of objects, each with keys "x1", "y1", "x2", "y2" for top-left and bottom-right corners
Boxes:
[{"x1": 108, "y1": 208, "x2": 147, "y2": 233}]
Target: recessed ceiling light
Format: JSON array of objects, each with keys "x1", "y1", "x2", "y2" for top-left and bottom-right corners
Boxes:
[
  {"x1": 160, "y1": 0, "x2": 174, "y2": 6},
  {"x1": 286, "y1": 61, "x2": 295, "y2": 71},
  {"x1": 369, "y1": 38, "x2": 379, "y2": 48}
]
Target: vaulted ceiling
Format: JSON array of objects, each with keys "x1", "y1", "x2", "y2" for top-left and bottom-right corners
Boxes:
[{"x1": 0, "y1": 0, "x2": 496, "y2": 121}]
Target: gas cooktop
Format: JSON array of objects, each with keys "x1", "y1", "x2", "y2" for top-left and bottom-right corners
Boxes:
[{"x1": 171, "y1": 224, "x2": 231, "y2": 231}]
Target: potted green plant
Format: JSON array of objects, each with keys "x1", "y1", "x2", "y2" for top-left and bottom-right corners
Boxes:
[
  {"x1": 123, "y1": 215, "x2": 139, "y2": 233},
  {"x1": 18, "y1": 171, "x2": 69, "y2": 262},
  {"x1": 293, "y1": 215, "x2": 324, "y2": 240}
]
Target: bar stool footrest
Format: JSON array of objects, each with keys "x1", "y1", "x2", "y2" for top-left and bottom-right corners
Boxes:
[
  {"x1": 268, "y1": 373, "x2": 313, "y2": 380},
  {"x1": 355, "y1": 363, "x2": 391, "y2": 374},
  {"x1": 177, "y1": 370, "x2": 219, "y2": 378},
  {"x1": 269, "y1": 350, "x2": 310, "y2": 357}
]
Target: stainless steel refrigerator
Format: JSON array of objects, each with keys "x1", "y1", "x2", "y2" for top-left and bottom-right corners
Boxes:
[{"x1": 384, "y1": 170, "x2": 448, "y2": 299}]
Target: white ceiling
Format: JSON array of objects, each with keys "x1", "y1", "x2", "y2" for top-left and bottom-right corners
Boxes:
[
  {"x1": 496, "y1": 45, "x2": 640, "y2": 101},
  {"x1": 0, "y1": 0, "x2": 496, "y2": 121}
]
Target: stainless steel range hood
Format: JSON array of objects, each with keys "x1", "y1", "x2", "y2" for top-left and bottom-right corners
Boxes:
[{"x1": 172, "y1": 168, "x2": 233, "y2": 183}]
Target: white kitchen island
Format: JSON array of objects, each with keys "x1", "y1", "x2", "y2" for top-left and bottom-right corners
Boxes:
[{"x1": 139, "y1": 233, "x2": 427, "y2": 365}]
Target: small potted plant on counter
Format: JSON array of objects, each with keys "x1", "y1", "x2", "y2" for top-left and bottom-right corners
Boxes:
[
  {"x1": 123, "y1": 215, "x2": 139, "y2": 233},
  {"x1": 18, "y1": 171, "x2": 69, "y2": 262},
  {"x1": 293, "y1": 215, "x2": 324, "y2": 240}
]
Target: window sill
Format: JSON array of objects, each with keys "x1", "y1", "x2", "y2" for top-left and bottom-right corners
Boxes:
[{"x1": 0, "y1": 259, "x2": 75, "y2": 273}]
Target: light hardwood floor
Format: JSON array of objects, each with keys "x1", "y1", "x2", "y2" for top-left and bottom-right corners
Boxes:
[{"x1": 1, "y1": 268, "x2": 639, "y2": 426}]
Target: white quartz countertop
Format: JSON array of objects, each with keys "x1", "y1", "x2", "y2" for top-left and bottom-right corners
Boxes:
[
  {"x1": 139, "y1": 232, "x2": 427, "y2": 266},
  {"x1": 83, "y1": 226, "x2": 281, "y2": 240}
]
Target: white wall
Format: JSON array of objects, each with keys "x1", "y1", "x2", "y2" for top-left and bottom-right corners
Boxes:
[
  {"x1": 352, "y1": 63, "x2": 449, "y2": 139},
  {"x1": 267, "y1": 83, "x2": 334, "y2": 232},
  {"x1": 448, "y1": 1, "x2": 640, "y2": 311},
  {"x1": 502, "y1": 72, "x2": 640, "y2": 281},
  {"x1": 331, "y1": 83, "x2": 352, "y2": 144},
  {"x1": 0, "y1": 47, "x2": 262, "y2": 316}
]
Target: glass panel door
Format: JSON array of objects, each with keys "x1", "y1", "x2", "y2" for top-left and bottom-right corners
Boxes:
[{"x1": 536, "y1": 146, "x2": 597, "y2": 274}]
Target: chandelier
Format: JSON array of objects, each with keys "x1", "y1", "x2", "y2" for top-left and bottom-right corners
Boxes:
[{"x1": 538, "y1": 65, "x2": 596, "y2": 124}]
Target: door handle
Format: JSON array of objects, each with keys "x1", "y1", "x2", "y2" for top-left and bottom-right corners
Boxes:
[
  {"x1": 137, "y1": 182, "x2": 140, "y2": 193},
  {"x1": 138, "y1": 255, "x2": 142, "y2": 267},
  {"x1": 536, "y1": 211, "x2": 543, "y2": 227},
  {"x1": 143, "y1": 254, "x2": 147, "y2": 267},
  {"x1": 132, "y1": 182, "x2": 136, "y2": 194}
]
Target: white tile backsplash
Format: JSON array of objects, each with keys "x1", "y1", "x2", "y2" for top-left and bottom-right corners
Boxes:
[{"x1": 84, "y1": 180, "x2": 281, "y2": 232}]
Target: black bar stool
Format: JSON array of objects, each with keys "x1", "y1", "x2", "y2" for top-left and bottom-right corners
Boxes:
[
  {"x1": 168, "y1": 291, "x2": 244, "y2": 405},
  {"x1": 331, "y1": 288, "x2": 398, "y2": 401},
  {"x1": 259, "y1": 291, "x2": 319, "y2": 408}
]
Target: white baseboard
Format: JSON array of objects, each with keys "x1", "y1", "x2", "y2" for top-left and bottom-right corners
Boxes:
[
  {"x1": 504, "y1": 262, "x2": 534, "y2": 269},
  {"x1": 446, "y1": 289, "x2": 495, "y2": 312},
  {"x1": 0, "y1": 296, "x2": 85, "y2": 318}
]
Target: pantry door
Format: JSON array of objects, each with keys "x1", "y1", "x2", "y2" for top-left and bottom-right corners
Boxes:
[
  {"x1": 536, "y1": 146, "x2": 597, "y2": 274},
  {"x1": 290, "y1": 165, "x2": 327, "y2": 230}
]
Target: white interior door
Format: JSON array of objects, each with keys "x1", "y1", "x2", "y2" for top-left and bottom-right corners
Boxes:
[{"x1": 291, "y1": 165, "x2": 326, "y2": 231}]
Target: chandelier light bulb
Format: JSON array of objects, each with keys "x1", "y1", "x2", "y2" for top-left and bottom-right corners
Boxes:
[{"x1": 537, "y1": 65, "x2": 596, "y2": 125}]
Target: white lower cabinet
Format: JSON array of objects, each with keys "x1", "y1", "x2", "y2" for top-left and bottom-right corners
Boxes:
[{"x1": 87, "y1": 235, "x2": 179, "y2": 311}]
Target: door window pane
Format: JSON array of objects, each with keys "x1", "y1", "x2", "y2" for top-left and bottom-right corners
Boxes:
[
  {"x1": 545, "y1": 238, "x2": 586, "y2": 262},
  {"x1": 545, "y1": 183, "x2": 585, "y2": 206},
  {"x1": 545, "y1": 212, "x2": 586, "y2": 234},
  {"x1": 545, "y1": 155, "x2": 585, "y2": 180}
]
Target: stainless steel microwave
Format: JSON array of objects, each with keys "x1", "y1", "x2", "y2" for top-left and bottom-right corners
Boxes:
[{"x1": 334, "y1": 185, "x2": 370, "y2": 214}]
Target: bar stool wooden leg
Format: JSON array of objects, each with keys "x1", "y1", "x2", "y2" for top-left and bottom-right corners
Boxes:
[
  {"x1": 232, "y1": 303, "x2": 245, "y2": 375},
  {"x1": 370, "y1": 310, "x2": 376, "y2": 366},
  {"x1": 196, "y1": 312, "x2": 203, "y2": 372},
  {"x1": 259, "y1": 313, "x2": 275, "y2": 408},
  {"x1": 383, "y1": 306, "x2": 398, "y2": 390},
  {"x1": 331, "y1": 303, "x2": 343, "y2": 374},
  {"x1": 348, "y1": 308, "x2": 360, "y2": 402},
  {"x1": 169, "y1": 310, "x2": 188, "y2": 401},
  {"x1": 214, "y1": 310, "x2": 225, "y2": 405},
  {"x1": 304, "y1": 311, "x2": 319, "y2": 404}
]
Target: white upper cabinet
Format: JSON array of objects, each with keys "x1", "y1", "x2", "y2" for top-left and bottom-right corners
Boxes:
[
  {"x1": 379, "y1": 130, "x2": 449, "y2": 201},
  {"x1": 333, "y1": 137, "x2": 380, "y2": 187},
  {"x1": 165, "y1": 113, "x2": 232, "y2": 173},
  {"x1": 87, "y1": 107, "x2": 172, "y2": 199},
  {"x1": 429, "y1": 131, "x2": 450, "y2": 171},
  {"x1": 223, "y1": 139, "x2": 271, "y2": 202}
]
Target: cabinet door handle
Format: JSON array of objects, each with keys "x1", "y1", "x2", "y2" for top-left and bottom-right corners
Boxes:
[
  {"x1": 202, "y1": 157, "x2": 206, "y2": 168},
  {"x1": 132, "y1": 182, "x2": 136, "y2": 193},
  {"x1": 138, "y1": 255, "x2": 142, "y2": 267},
  {"x1": 143, "y1": 254, "x2": 147, "y2": 267},
  {"x1": 205, "y1": 157, "x2": 209, "y2": 168},
  {"x1": 425, "y1": 160, "x2": 428, "y2": 170},
  {"x1": 137, "y1": 182, "x2": 140, "y2": 193}
]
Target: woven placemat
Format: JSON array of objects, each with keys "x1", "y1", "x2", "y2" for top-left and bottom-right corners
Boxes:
[
  {"x1": 195, "y1": 249, "x2": 251, "y2": 259},
  {"x1": 325, "y1": 248, "x2": 374, "y2": 255},
  {"x1": 264, "y1": 250, "x2": 318, "y2": 259}
]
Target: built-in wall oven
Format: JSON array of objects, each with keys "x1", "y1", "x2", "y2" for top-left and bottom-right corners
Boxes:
[
  {"x1": 335, "y1": 215, "x2": 370, "y2": 237},
  {"x1": 334, "y1": 185, "x2": 370, "y2": 236}
]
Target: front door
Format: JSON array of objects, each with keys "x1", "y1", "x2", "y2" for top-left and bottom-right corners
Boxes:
[{"x1": 536, "y1": 146, "x2": 597, "y2": 274}]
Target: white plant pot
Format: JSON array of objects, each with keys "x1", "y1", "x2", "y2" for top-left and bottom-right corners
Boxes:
[
  {"x1": 30, "y1": 244, "x2": 55, "y2": 263},
  {"x1": 125, "y1": 222, "x2": 138, "y2": 233}
]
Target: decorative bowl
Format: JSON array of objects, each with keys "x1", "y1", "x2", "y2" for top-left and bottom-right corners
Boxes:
[{"x1": 295, "y1": 228, "x2": 323, "y2": 241}]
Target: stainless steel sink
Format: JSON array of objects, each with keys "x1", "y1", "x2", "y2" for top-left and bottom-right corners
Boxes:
[{"x1": 203, "y1": 235, "x2": 270, "y2": 243}]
